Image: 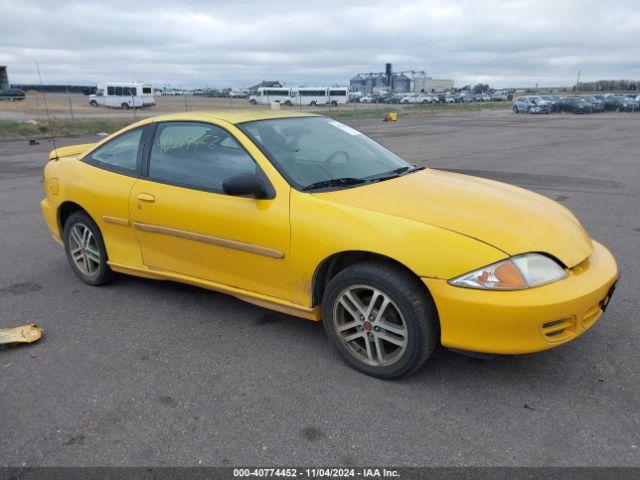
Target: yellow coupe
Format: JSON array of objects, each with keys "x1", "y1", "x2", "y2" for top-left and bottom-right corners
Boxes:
[{"x1": 41, "y1": 111, "x2": 618, "y2": 378}]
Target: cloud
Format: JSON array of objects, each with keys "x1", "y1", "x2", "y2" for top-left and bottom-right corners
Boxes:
[{"x1": 1, "y1": 0, "x2": 639, "y2": 88}]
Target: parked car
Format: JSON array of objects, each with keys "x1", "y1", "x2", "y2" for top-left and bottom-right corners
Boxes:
[
  {"x1": 400, "y1": 93, "x2": 431, "y2": 104},
  {"x1": 579, "y1": 96, "x2": 605, "y2": 112},
  {"x1": 0, "y1": 88, "x2": 26, "y2": 101},
  {"x1": 513, "y1": 96, "x2": 550, "y2": 114},
  {"x1": 539, "y1": 95, "x2": 562, "y2": 112},
  {"x1": 387, "y1": 93, "x2": 405, "y2": 104},
  {"x1": 360, "y1": 93, "x2": 391, "y2": 104},
  {"x1": 559, "y1": 96, "x2": 593, "y2": 114},
  {"x1": 40, "y1": 111, "x2": 618, "y2": 379},
  {"x1": 376, "y1": 92, "x2": 393, "y2": 104},
  {"x1": 604, "y1": 95, "x2": 635, "y2": 112}
]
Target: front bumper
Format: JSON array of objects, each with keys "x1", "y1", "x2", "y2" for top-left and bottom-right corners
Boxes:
[
  {"x1": 423, "y1": 240, "x2": 618, "y2": 355},
  {"x1": 41, "y1": 198, "x2": 62, "y2": 244}
]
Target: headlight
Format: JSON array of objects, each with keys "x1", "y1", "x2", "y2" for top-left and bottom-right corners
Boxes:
[{"x1": 449, "y1": 253, "x2": 567, "y2": 290}]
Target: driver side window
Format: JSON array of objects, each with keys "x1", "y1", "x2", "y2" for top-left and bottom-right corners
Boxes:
[{"x1": 148, "y1": 122, "x2": 258, "y2": 193}]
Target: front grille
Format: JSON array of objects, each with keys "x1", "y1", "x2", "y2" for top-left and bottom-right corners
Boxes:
[{"x1": 542, "y1": 317, "x2": 575, "y2": 342}]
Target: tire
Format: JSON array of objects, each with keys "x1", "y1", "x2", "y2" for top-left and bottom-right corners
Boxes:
[
  {"x1": 322, "y1": 261, "x2": 439, "y2": 379},
  {"x1": 513, "y1": 106, "x2": 518, "y2": 113},
  {"x1": 89, "y1": 100, "x2": 98, "y2": 107},
  {"x1": 310, "y1": 101, "x2": 317, "y2": 106},
  {"x1": 121, "y1": 103, "x2": 130, "y2": 110},
  {"x1": 63, "y1": 211, "x2": 115, "y2": 286},
  {"x1": 284, "y1": 100, "x2": 292, "y2": 106},
  {"x1": 331, "y1": 100, "x2": 338, "y2": 107},
  {"x1": 249, "y1": 99, "x2": 257, "y2": 105}
]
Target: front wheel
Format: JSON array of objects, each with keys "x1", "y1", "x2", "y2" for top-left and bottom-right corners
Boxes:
[
  {"x1": 330, "y1": 100, "x2": 338, "y2": 107},
  {"x1": 513, "y1": 106, "x2": 518, "y2": 113},
  {"x1": 64, "y1": 211, "x2": 114, "y2": 286},
  {"x1": 89, "y1": 100, "x2": 98, "y2": 107},
  {"x1": 322, "y1": 262, "x2": 439, "y2": 379},
  {"x1": 121, "y1": 102, "x2": 130, "y2": 109}
]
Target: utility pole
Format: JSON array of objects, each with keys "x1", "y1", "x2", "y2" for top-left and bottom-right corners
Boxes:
[{"x1": 576, "y1": 69, "x2": 581, "y2": 91}]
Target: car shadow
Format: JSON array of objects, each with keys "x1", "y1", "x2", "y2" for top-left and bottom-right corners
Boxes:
[{"x1": 113, "y1": 274, "x2": 595, "y2": 388}]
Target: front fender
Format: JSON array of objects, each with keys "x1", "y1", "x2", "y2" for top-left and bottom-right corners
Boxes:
[{"x1": 290, "y1": 190, "x2": 506, "y2": 306}]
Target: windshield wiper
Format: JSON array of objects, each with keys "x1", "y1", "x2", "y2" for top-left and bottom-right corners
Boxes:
[
  {"x1": 370, "y1": 165, "x2": 426, "y2": 182},
  {"x1": 302, "y1": 177, "x2": 366, "y2": 191}
]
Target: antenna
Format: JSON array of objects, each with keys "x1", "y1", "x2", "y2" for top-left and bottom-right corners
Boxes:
[{"x1": 36, "y1": 60, "x2": 57, "y2": 154}]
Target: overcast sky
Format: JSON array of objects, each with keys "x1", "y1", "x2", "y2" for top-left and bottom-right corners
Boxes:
[{"x1": 1, "y1": 0, "x2": 639, "y2": 89}]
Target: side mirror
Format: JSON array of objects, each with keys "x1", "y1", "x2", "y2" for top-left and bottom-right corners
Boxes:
[{"x1": 223, "y1": 173, "x2": 269, "y2": 199}]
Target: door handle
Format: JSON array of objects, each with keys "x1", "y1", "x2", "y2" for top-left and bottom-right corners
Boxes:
[{"x1": 137, "y1": 193, "x2": 155, "y2": 203}]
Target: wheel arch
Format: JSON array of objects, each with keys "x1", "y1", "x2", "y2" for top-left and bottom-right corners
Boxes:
[
  {"x1": 57, "y1": 201, "x2": 93, "y2": 238},
  {"x1": 311, "y1": 250, "x2": 433, "y2": 308}
]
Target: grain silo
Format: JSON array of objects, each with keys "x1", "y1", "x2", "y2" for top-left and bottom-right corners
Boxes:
[
  {"x1": 350, "y1": 74, "x2": 366, "y2": 92},
  {"x1": 392, "y1": 73, "x2": 411, "y2": 93}
]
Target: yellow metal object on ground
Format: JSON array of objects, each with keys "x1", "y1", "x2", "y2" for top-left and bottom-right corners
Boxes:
[
  {"x1": 389, "y1": 112, "x2": 398, "y2": 121},
  {"x1": 0, "y1": 324, "x2": 43, "y2": 345}
]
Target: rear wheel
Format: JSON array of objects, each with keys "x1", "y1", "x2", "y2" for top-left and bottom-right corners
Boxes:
[
  {"x1": 63, "y1": 211, "x2": 114, "y2": 286},
  {"x1": 121, "y1": 102, "x2": 130, "y2": 109},
  {"x1": 310, "y1": 100, "x2": 317, "y2": 106},
  {"x1": 322, "y1": 262, "x2": 438, "y2": 379},
  {"x1": 89, "y1": 100, "x2": 98, "y2": 107},
  {"x1": 330, "y1": 100, "x2": 338, "y2": 107}
]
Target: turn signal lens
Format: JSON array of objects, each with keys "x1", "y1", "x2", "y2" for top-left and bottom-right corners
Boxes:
[
  {"x1": 449, "y1": 254, "x2": 567, "y2": 290},
  {"x1": 494, "y1": 262, "x2": 526, "y2": 288}
]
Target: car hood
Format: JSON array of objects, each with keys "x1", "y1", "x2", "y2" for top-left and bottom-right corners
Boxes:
[{"x1": 314, "y1": 169, "x2": 593, "y2": 268}]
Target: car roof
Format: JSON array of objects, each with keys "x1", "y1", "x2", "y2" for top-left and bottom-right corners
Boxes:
[{"x1": 137, "y1": 109, "x2": 320, "y2": 126}]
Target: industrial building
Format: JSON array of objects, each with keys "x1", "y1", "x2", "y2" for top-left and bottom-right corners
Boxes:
[
  {"x1": 0, "y1": 66, "x2": 9, "y2": 91},
  {"x1": 350, "y1": 64, "x2": 454, "y2": 93},
  {"x1": 247, "y1": 80, "x2": 282, "y2": 94}
]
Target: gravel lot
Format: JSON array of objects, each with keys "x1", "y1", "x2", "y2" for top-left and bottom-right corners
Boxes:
[{"x1": 0, "y1": 111, "x2": 638, "y2": 467}]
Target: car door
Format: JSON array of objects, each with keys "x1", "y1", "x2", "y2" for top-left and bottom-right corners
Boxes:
[{"x1": 129, "y1": 120, "x2": 292, "y2": 301}]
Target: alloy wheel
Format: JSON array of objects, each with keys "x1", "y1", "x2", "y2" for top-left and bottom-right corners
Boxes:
[
  {"x1": 333, "y1": 285, "x2": 408, "y2": 367},
  {"x1": 68, "y1": 223, "x2": 101, "y2": 276}
]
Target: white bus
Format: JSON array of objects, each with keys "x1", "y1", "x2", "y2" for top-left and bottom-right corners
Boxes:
[
  {"x1": 295, "y1": 87, "x2": 328, "y2": 106},
  {"x1": 293, "y1": 87, "x2": 349, "y2": 106},
  {"x1": 327, "y1": 87, "x2": 349, "y2": 106},
  {"x1": 249, "y1": 87, "x2": 292, "y2": 105},
  {"x1": 89, "y1": 82, "x2": 155, "y2": 109}
]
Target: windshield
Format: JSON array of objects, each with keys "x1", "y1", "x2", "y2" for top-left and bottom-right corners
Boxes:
[{"x1": 240, "y1": 117, "x2": 412, "y2": 190}]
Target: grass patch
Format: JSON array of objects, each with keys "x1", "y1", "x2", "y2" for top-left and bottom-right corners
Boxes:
[
  {"x1": 0, "y1": 117, "x2": 137, "y2": 141},
  {"x1": 319, "y1": 102, "x2": 510, "y2": 119}
]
